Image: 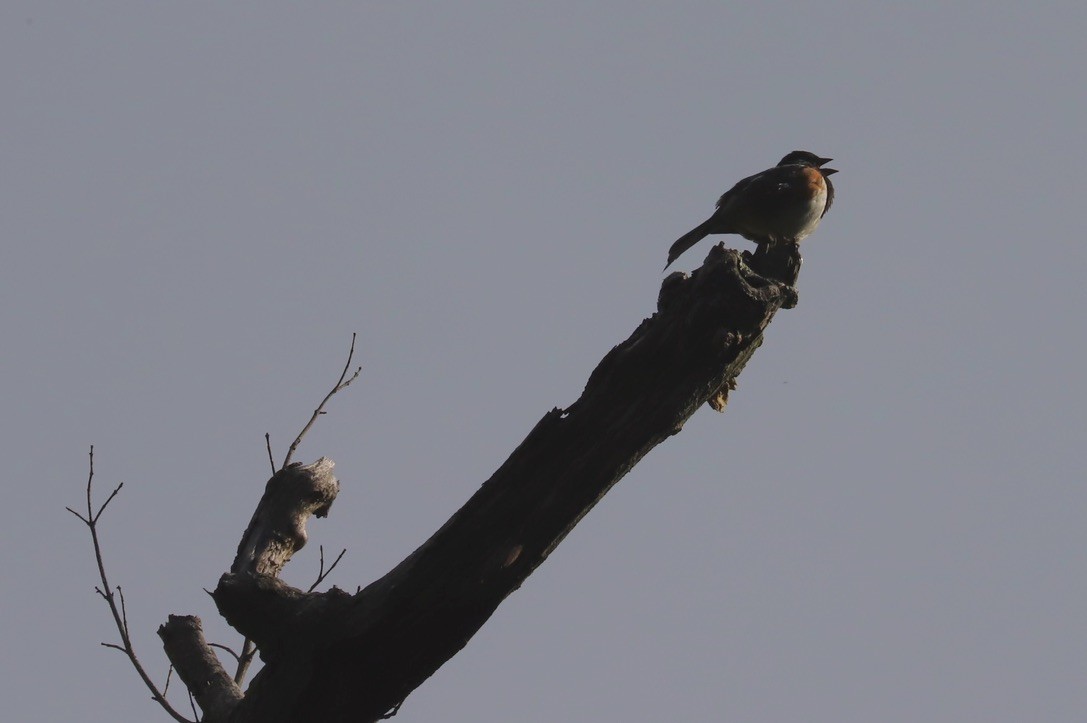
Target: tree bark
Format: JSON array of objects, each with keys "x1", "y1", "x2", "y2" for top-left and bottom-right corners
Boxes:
[
  {"x1": 209, "y1": 243, "x2": 800, "y2": 722},
  {"x1": 157, "y1": 615, "x2": 243, "y2": 723}
]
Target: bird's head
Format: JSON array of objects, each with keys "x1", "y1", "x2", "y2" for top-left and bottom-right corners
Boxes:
[{"x1": 778, "y1": 150, "x2": 833, "y2": 169}]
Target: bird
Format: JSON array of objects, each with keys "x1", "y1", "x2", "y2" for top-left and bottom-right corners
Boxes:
[{"x1": 664, "y1": 150, "x2": 837, "y2": 270}]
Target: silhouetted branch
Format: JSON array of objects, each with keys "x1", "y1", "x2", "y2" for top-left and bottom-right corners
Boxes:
[
  {"x1": 67, "y1": 447, "x2": 194, "y2": 723},
  {"x1": 81, "y1": 244, "x2": 800, "y2": 722},
  {"x1": 188, "y1": 690, "x2": 200, "y2": 722},
  {"x1": 307, "y1": 545, "x2": 347, "y2": 593},
  {"x1": 215, "y1": 245, "x2": 800, "y2": 723},
  {"x1": 208, "y1": 643, "x2": 240, "y2": 663},
  {"x1": 157, "y1": 615, "x2": 242, "y2": 723},
  {"x1": 233, "y1": 639, "x2": 258, "y2": 686},
  {"x1": 282, "y1": 333, "x2": 362, "y2": 468},
  {"x1": 230, "y1": 337, "x2": 359, "y2": 687},
  {"x1": 265, "y1": 433, "x2": 276, "y2": 475},
  {"x1": 163, "y1": 665, "x2": 176, "y2": 696}
]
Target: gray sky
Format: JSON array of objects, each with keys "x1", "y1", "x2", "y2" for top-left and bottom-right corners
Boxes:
[{"x1": 4, "y1": 2, "x2": 1086, "y2": 721}]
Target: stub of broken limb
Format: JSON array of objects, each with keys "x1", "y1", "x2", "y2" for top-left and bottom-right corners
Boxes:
[
  {"x1": 231, "y1": 457, "x2": 340, "y2": 577},
  {"x1": 656, "y1": 243, "x2": 800, "y2": 411},
  {"x1": 158, "y1": 615, "x2": 243, "y2": 723}
]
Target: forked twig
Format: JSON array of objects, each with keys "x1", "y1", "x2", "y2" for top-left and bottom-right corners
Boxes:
[
  {"x1": 307, "y1": 545, "x2": 347, "y2": 593},
  {"x1": 66, "y1": 447, "x2": 194, "y2": 723},
  {"x1": 282, "y1": 333, "x2": 362, "y2": 469}
]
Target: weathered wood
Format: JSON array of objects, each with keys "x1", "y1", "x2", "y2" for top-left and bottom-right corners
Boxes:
[
  {"x1": 231, "y1": 458, "x2": 340, "y2": 577},
  {"x1": 157, "y1": 615, "x2": 243, "y2": 723},
  {"x1": 216, "y1": 244, "x2": 799, "y2": 722}
]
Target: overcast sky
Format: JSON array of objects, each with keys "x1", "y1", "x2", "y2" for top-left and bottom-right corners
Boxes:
[{"x1": 4, "y1": 2, "x2": 1086, "y2": 721}]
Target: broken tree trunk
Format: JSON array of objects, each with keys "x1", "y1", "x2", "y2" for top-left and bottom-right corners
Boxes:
[{"x1": 206, "y1": 243, "x2": 801, "y2": 722}]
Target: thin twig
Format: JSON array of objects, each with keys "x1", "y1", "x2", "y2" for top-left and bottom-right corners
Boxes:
[
  {"x1": 188, "y1": 689, "x2": 200, "y2": 722},
  {"x1": 69, "y1": 447, "x2": 194, "y2": 723},
  {"x1": 265, "y1": 433, "x2": 276, "y2": 475},
  {"x1": 307, "y1": 545, "x2": 347, "y2": 593},
  {"x1": 208, "y1": 643, "x2": 241, "y2": 663},
  {"x1": 233, "y1": 639, "x2": 257, "y2": 685},
  {"x1": 117, "y1": 585, "x2": 129, "y2": 635},
  {"x1": 282, "y1": 333, "x2": 362, "y2": 469}
]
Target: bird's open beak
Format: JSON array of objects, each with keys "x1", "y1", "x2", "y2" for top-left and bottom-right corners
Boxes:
[
  {"x1": 816, "y1": 156, "x2": 833, "y2": 166},
  {"x1": 822, "y1": 167, "x2": 838, "y2": 175}
]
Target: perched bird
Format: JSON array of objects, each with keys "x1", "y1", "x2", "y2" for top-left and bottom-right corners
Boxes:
[{"x1": 664, "y1": 150, "x2": 837, "y2": 270}]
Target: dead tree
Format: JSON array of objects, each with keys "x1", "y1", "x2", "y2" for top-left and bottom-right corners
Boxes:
[{"x1": 75, "y1": 243, "x2": 803, "y2": 722}]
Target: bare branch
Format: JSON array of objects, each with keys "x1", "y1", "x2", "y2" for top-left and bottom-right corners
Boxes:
[
  {"x1": 91, "y1": 481, "x2": 124, "y2": 524},
  {"x1": 282, "y1": 333, "x2": 362, "y2": 468},
  {"x1": 188, "y1": 689, "x2": 200, "y2": 722},
  {"x1": 208, "y1": 643, "x2": 241, "y2": 663},
  {"x1": 158, "y1": 615, "x2": 243, "y2": 722},
  {"x1": 232, "y1": 339, "x2": 357, "y2": 687},
  {"x1": 233, "y1": 339, "x2": 358, "y2": 687},
  {"x1": 307, "y1": 545, "x2": 347, "y2": 593},
  {"x1": 265, "y1": 433, "x2": 275, "y2": 475},
  {"x1": 234, "y1": 640, "x2": 257, "y2": 684},
  {"x1": 64, "y1": 506, "x2": 89, "y2": 524},
  {"x1": 234, "y1": 639, "x2": 257, "y2": 685},
  {"x1": 70, "y1": 447, "x2": 194, "y2": 723},
  {"x1": 117, "y1": 585, "x2": 129, "y2": 636}
]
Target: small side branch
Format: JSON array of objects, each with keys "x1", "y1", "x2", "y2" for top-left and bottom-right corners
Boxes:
[
  {"x1": 307, "y1": 545, "x2": 347, "y2": 593},
  {"x1": 265, "y1": 433, "x2": 276, "y2": 475},
  {"x1": 282, "y1": 333, "x2": 362, "y2": 469},
  {"x1": 66, "y1": 447, "x2": 194, "y2": 723},
  {"x1": 233, "y1": 639, "x2": 258, "y2": 686}
]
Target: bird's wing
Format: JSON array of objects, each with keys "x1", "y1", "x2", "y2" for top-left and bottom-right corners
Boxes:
[
  {"x1": 715, "y1": 172, "x2": 760, "y2": 211},
  {"x1": 716, "y1": 168, "x2": 795, "y2": 214}
]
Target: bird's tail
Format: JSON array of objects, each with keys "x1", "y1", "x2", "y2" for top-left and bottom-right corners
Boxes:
[{"x1": 664, "y1": 219, "x2": 713, "y2": 270}]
